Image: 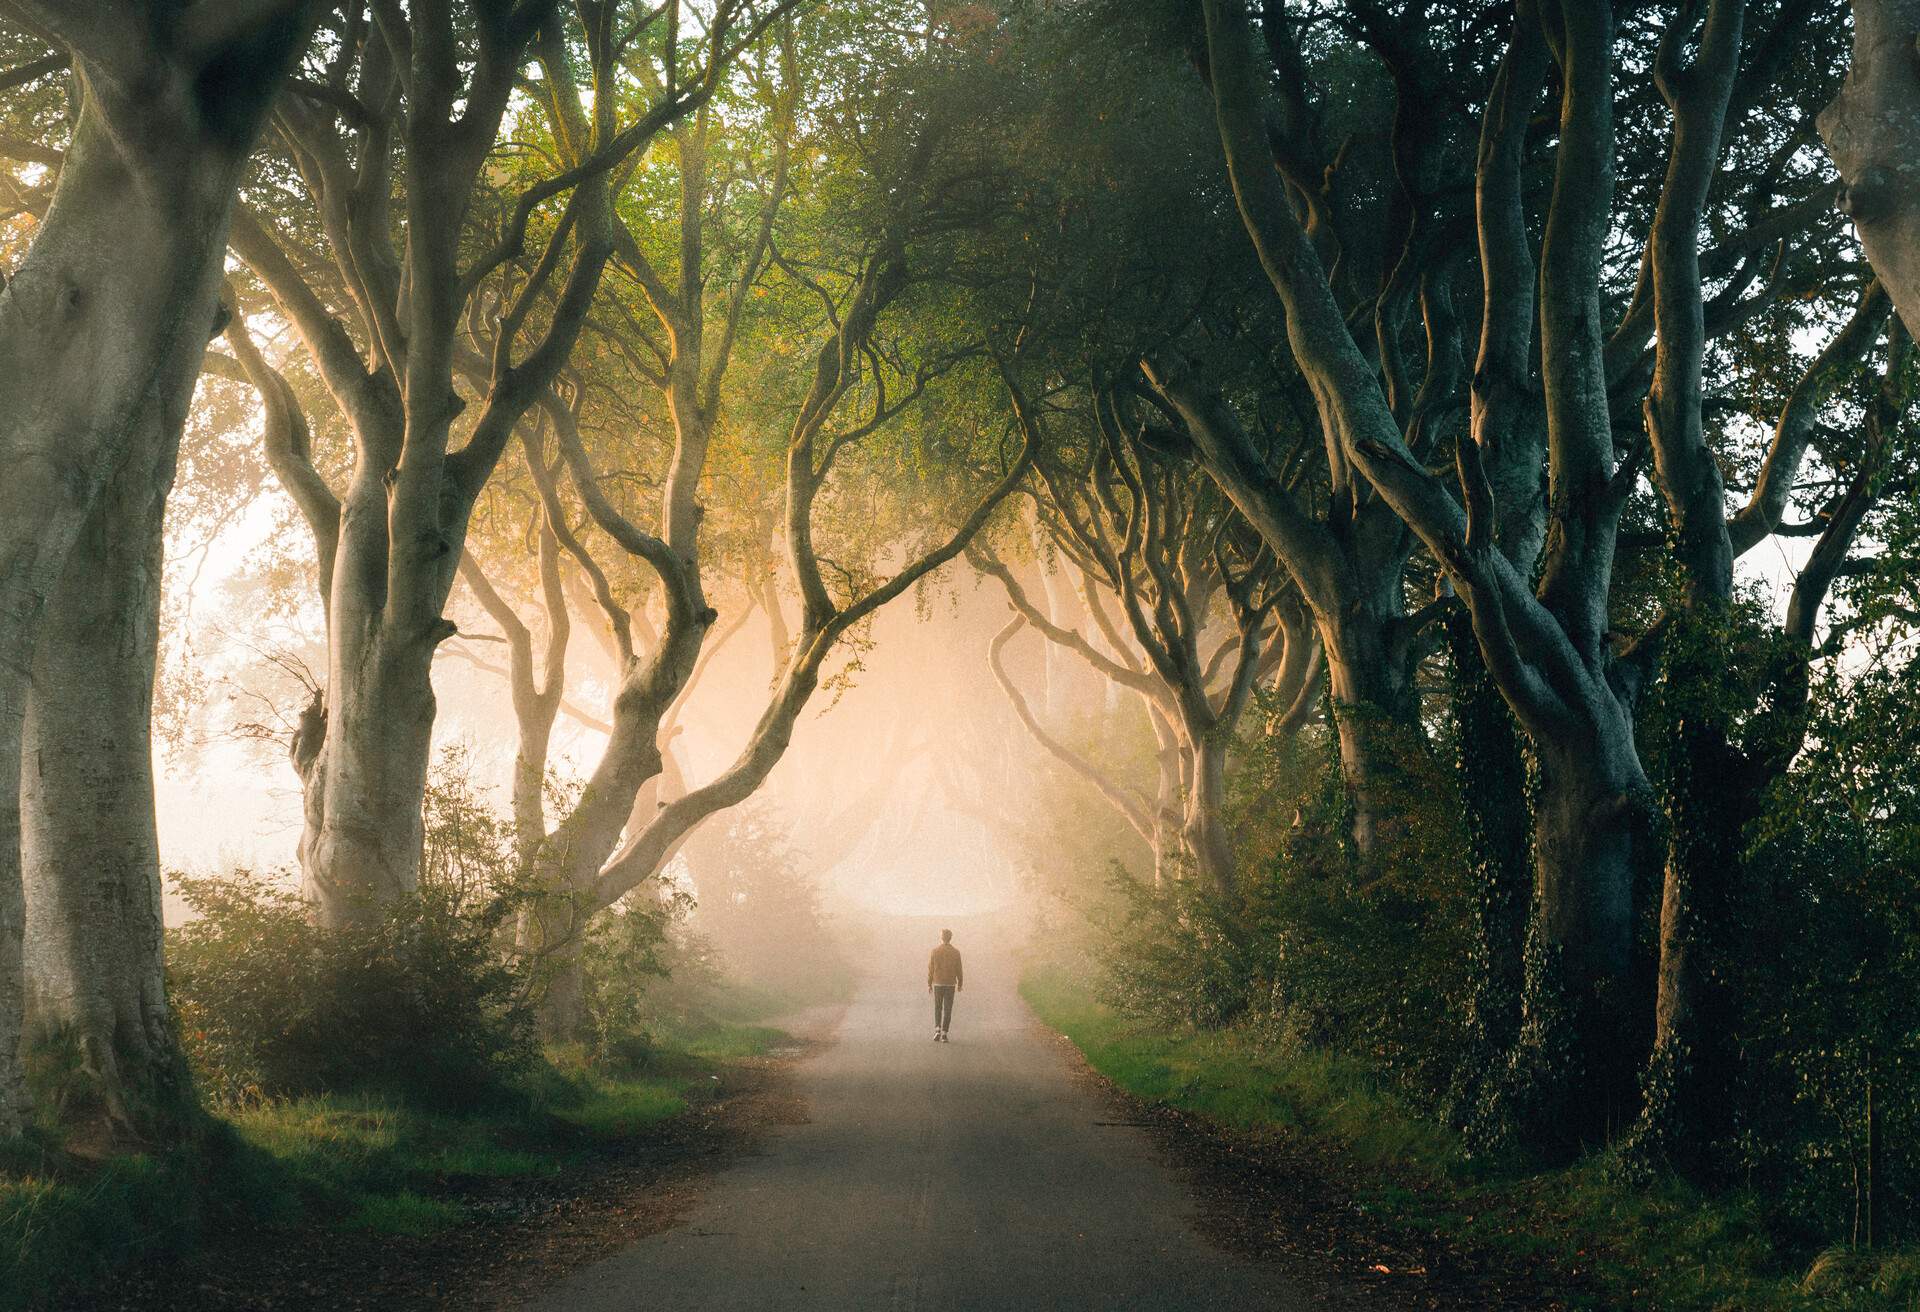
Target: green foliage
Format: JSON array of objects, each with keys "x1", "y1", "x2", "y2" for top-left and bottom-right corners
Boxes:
[
  {"x1": 0, "y1": 1134, "x2": 216, "y2": 1312},
  {"x1": 1081, "y1": 718, "x2": 1473, "y2": 1113},
  {"x1": 1022, "y1": 958, "x2": 1455, "y2": 1169},
  {"x1": 166, "y1": 869, "x2": 536, "y2": 1108},
  {"x1": 1738, "y1": 649, "x2": 1920, "y2": 1247},
  {"x1": 343, "y1": 1190, "x2": 465, "y2": 1237},
  {"x1": 569, "y1": 805, "x2": 850, "y2": 1070},
  {"x1": 579, "y1": 890, "x2": 690, "y2": 1068},
  {"x1": 163, "y1": 748, "x2": 547, "y2": 1107}
]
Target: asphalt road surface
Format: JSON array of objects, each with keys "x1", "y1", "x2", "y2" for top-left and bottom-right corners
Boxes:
[{"x1": 531, "y1": 916, "x2": 1367, "y2": 1312}]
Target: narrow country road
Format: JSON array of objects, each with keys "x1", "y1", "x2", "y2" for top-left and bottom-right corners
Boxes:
[{"x1": 530, "y1": 916, "x2": 1393, "y2": 1312}]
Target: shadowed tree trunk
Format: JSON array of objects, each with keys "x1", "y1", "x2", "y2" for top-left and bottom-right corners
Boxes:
[
  {"x1": 1626, "y1": 1, "x2": 1910, "y2": 1174},
  {"x1": 1444, "y1": 606, "x2": 1533, "y2": 1145},
  {"x1": 1195, "y1": 0, "x2": 1651, "y2": 1151},
  {"x1": 1631, "y1": 0, "x2": 1751, "y2": 1171}
]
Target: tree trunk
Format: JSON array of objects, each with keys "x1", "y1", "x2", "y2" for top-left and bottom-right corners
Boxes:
[
  {"x1": 1147, "y1": 713, "x2": 1185, "y2": 886},
  {"x1": 516, "y1": 598, "x2": 711, "y2": 1031},
  {"x1": 1444, "y1": 607, "x2": 1534, "y2": 1147},
  {"x1": 1142, "y1": 364, "x2": 1421, "y2": 876},
  {"x1": 1184, "y1": 730, "x2": 1236, "y2": 898},
  {"x1": 21, "y1": 393, "x2": 190, "y2": 1142},
  {"x1": 296, "y1": 589, "x2": 441, "y2": 927},
  {"x1": 1630, "y1": 612, "x2": 1758, "y2": 1173},
  {"x1": 1508, "y1": 733, "x2": 1647, "y2": 1156},
  {"x1": 1321, "y1": 610, "x2": 1420, "y2": 875},
  {"x1": 1822, "y1": 0, "x2": 1920, "y2": 339},
  {"x1": 294, "y1": 416, "x2": 466, "y2": 927},
  {"x1": 0, "y1": 47, "x2": 294, "y2": 1130}
]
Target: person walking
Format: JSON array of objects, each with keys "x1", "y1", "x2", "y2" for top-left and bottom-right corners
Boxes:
[{"x1": 928, "y1": 929, "x2": 963, "y2": 1042}]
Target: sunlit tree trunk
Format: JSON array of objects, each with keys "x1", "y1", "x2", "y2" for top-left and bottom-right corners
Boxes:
[
  {"x1": 0, "y1": 3, "x2": 312, "y2": 1133},
  {"x1": 1319, "y1": 609, "x2": 1421, "y2": 868},
  {"x1": 295, "y1": 502, "x2": 446, "y2": 924},
  {"x1": 21, "y1": 393, "x2": 189, "y2": 1141},
  {"x1": 1822, "y1": 0, "x2": 1920, "y2": 338}
]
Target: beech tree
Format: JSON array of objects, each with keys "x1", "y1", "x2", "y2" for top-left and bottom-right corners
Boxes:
[
  {"x1": 225, "y1": 0, "x2": 793, "y2": 926},
  {"x1": 1175, "y1": 0, "x2": 1882, "y2": 1154},
  {"x1": 551, "y1": 278, "x2": 1037, "y2": 924},
  {"x1": 491, "y1": 32, "x2": 802, "y2": 1012},
  {"x1": 1822, "y1": 0, "x2": 1920, "y2": 337},
  {"x1": 0, "y1": 1, "x2": 316, "y2": 1137},
  {"x1": 982, "y1": 399, "x2": 1298, "y2": 895}
]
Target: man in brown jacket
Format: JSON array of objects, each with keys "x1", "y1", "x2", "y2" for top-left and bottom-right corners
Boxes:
[{"x1": 927, "y1": 929, "x2": 963, "y2": 1042}]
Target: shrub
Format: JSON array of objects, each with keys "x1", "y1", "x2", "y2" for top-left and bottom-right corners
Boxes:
[
  {"x1": 579, "y1": 890, "x2": 689, "y2": 1067},
  {"x1": 1080, "y1": 716, "x2": 1473, "y2": 1111},
  {"x1": 167, "y1": 869, "x2": 536, "y2": 1108},
  {"x1": 1739, "y1": 653, "x2": 1920, "y2": 1245}
]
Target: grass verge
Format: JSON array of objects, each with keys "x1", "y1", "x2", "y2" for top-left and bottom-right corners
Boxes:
[
  {"x1": 1021, "y1": 958, "x2": 1920, "y2": 1312},
  {"x1": 0, "y1": 1017, "x2": 789, "y2": 1312}
]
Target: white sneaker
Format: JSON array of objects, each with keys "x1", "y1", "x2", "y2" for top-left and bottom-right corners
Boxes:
[{"x1": 933, "y1": 1030, "x2": 942, "y2": 1042}]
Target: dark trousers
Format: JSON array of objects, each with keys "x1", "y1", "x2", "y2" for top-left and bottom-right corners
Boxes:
[{"x1": 932, "y1": 985, "x2": 955, "y2": 1032}]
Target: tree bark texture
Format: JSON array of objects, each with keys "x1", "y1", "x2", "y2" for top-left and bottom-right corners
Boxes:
[
  {"x1": 229, "y1": 1, "x2": 767, "y2": 924},
  {"x1": 1196, "y1": 0, "x2": 1649, "y2": 1152},
  {"x1": 21, "y1": 385, "x2": 189, "y2": 1139},
  {"x1": 0, "y1": 4, "x2": 312, "y2": 1132},
  {"x1": 1444, "y1": 607, "x2": 1534, "y2": 1147},
  {"x1": 1823, "y1": 0, "x2": 1920, "y2": 338},
  {"x1": 1633, "y1": 0, "x2": 1750, "y2": 1172}
]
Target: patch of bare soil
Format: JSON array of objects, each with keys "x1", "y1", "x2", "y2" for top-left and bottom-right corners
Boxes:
[
  {"x1": 55, "y1": 1037, "x2": 822, "y2": 1312},
  {"x1": 1042, "y1": 1026, "x2": 1600, "y2": 1312}
]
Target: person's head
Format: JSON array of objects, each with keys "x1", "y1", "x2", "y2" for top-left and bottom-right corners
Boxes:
[{"x1": 940, "y1": 929, "x2": 953, "y2": 943}]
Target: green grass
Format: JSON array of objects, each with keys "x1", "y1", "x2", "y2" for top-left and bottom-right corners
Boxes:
[
  {"x1": 678, "y1": 1021, "x2": 791, "y2": 1061},
  {"x1": 343, "y1": 1190, "x2": 465, "y2": 1237},
  {"x1": 1021, "y1": 959, "x2": 1920, "y2": 1312},
  {"x1": 0, "y1": 1016, "x2": 790, "y2": 1312}
]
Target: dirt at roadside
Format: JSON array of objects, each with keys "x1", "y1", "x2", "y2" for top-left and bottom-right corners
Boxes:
[
  {"x1": 1044, "y1": 1025, "x2": 1603, "y2": 1312},
  {"x1": 53, "y1": 1038, "x2": 821, "y2": 1312}
]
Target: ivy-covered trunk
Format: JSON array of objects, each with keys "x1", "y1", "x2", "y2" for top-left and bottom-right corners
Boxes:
[
  {"x1": 1633, "y1": 610, "x2": 1760, "y2": 1174},
  {"x1": 1443, "y1": 607, "x2": 1534, "y2": 1146},
  {"x1": 1507, "y1": 735, "x2": 1647, "y2": 1155}
]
